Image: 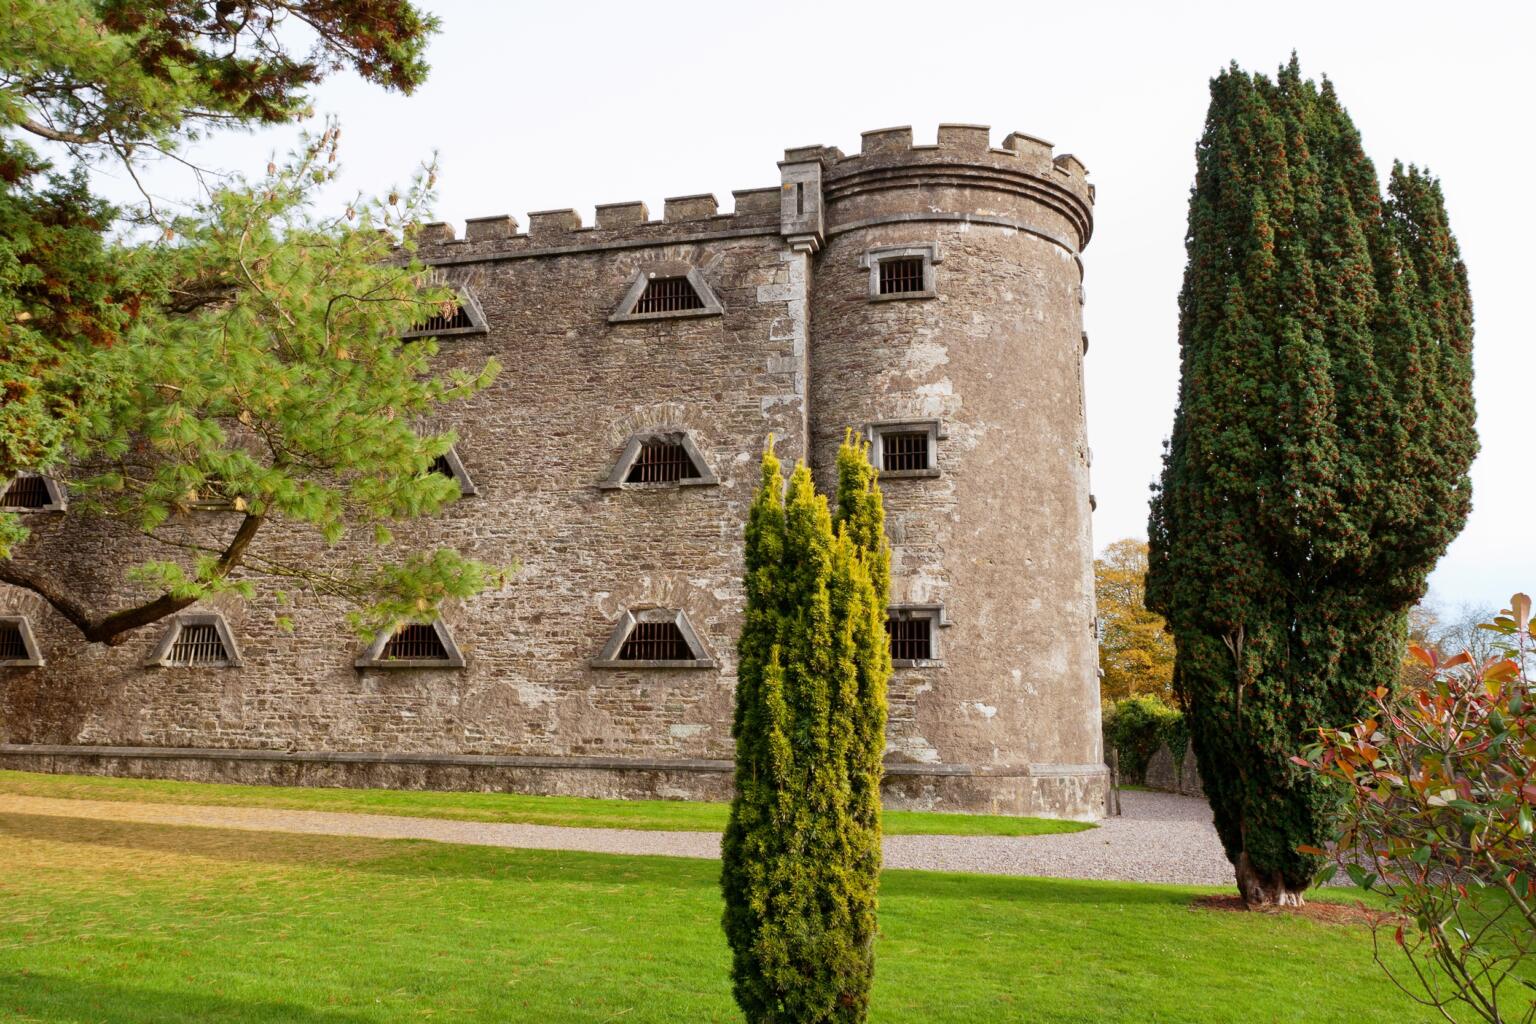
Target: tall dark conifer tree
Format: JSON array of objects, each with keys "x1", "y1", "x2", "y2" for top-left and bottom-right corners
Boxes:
[{"x1": 1147, "y1": 58, "x2": 1476, "y2": 906}]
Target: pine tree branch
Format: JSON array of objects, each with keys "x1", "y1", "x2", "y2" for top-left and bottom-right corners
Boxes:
[
  {"x1": 17, "y1": 117, "x2": 99, "y2": 145},
  {"x1": 0, "y1": 514, "x2": 264, "y2": 645}
]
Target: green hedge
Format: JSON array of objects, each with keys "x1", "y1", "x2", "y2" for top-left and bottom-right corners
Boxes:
[{"x1": 1104, "y1": 695, "x2": 1186, "y2": 784}]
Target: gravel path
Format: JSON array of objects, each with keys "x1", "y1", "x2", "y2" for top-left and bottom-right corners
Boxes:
[{"x1": 0, "y1": 789, "x2": 1231, "y2": 885}]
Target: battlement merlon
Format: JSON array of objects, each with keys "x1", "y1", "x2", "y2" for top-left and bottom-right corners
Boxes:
[
  {"x1": 406, "y1": 123, "x2": 1092, "y2": 259},
  {"x1": 804, "y1": 124, "x2": 1093, "y2": 251}
]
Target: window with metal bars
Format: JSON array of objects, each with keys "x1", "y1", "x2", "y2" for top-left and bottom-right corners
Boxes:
[
  {"x1": 634, "y1": 277, "x2": 705, "y2": 315},
  {"x1": 0, "y1": 622, "x2": 28, "y2": 661},
  {"x1": 167, "y1": 623, "x2": 230, "y2": 666},
  {"x1": 385, "y1": 623, "x2": 449, "y2": 661},
  {"x1": 887, "y1": 616, "x2": 933, "y2": 662},
  {"x1": 1, "y1": 476, "x2": 50, "y2": 509},
  {"x1": 882, "y1": 432, "x2": 930, "y2": 473},
  {"x1": 428, "y1": 455, "x2": 455, "y2": 479},
  {"x1": 625, "y1": 440, "x2": 701, "y2": 484},
  {"x1": 409, "y1": 303, "x2": 473, "y2": 335},
  {"x1": 878, "y1": 257, "x2": 926, "y2": 295},
  {"x1": 618, "y1": 621, "x2": 692, "y2": 661}
]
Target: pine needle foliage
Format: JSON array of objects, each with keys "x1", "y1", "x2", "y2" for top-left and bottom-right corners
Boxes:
[
  {"x1": 0, "y1": 0, "x2": 490, "y2": 643},
  {"x1": 1147, "y1": 57, "x2": 1477, "y2": 904},
  {"x1": 722, "y1": 437, "x2": 890, "y2": 1024},
  {"x1": 1, "y1": 128, "x2": 501, "y2": 641}
]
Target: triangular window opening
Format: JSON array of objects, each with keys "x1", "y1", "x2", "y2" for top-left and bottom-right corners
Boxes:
[
  {"x1": 593, "y1": 608, "x2": 715, "y2": 668},
  {"x1": 2, "y1": 475, "x2": 53, "y2": 509},
  {"x1": 619, "y1": 620, "x2": 692, "y2": 661},
  {"x1": 147, "y1": 613, "x2": 241, "y2": 668},
  {"x1": 420, "y1": 447, "x2": 477, "y2": 497},
  {"x1": 635, "y1": 277, "x2": 705, "y2": 315},
  {"x1": 401, "y1": 286, "x2": 487, "y2": 340},
  {"x1": 0, "y1": 617, "x2": 42, "y2": 666},
  {"x1": 167, "y1": 623, "x2": 230, "y2": 666},
  {"x1": 410, "y1": 301, "x2": 474, "y2": 335},
  {"x1": 601, "y1": 432, "x2": 716, "y2": 490},
  {"x1": 0, "y1": 622, "x2": 29, "y2": 660},
  {"x1": 385, "y1": 623, "x2": 450, "y2": 661},
  {"x1": 625, "y1": 439, "x2": 702, "y2": 484}
]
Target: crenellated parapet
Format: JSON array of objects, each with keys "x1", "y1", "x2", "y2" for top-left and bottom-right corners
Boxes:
[
  {"x1": 408, "y1": 123, "x2": 1092, "y2": 265},
  {"x1": 408, "y1": 186, "x2": 785, "y2": 263},
  {"x1": 809, "y1": 124, "x2": 1095, "y2": 252}
]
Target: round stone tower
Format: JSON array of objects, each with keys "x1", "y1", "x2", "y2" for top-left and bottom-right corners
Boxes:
[{"x1": 799, "y1": 124, "x2": 1103, "y2": 819}]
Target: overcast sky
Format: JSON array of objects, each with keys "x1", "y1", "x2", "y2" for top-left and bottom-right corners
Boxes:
[{"x1": 94, "y1": 0, "x2": 1534, "y2": 612}]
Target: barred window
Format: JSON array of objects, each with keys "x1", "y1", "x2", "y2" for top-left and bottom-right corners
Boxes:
[
  {"x1": 626, "y1": 440, "x2": 702, "y2": 484},
  {"x1": 1, "y1": 475, "x2": 51, "y2": 509},
  {"x1": 862, "y1": 245, "x2": 939, "y2": 301},
  {"x1": 634, "y1": 277, "x2": 705, "y2": 315},
  {"x1": 593, "y1": 608, "x2": 714, "y2": 668},
  {"x1": 602, "y1": 432, "x2": 716, "y2": 489},
  {"x1": 385, "y1": 624, "x2": 449, "y2": 661},
  {"x1": 167, "y1": 623, "x2": 230, "y2": 666},
  {"x1": 420, "y1": 447, "x2": 476, "y2": 497},
  {"x1": 0, "y1": 622, "x2": 28, "y2": 660},
  {"x1": 619, "y1": 620, "x2": 692, "y2": 661},
  {"x1": 881, "y1": 431, "x2": 930, "y2": 473},
  {"x1": 868, "y1": 420, "x2": 942, "y2": 478},
  {"x1": 878, "y1": 257, "x2": 926, "y2": 295},
  {"x1": 410, "y1": 302, "x2": 473, "y2": 334},
  {"x1": 887, "y1": 615, "x2": 933, "y2": 662}
]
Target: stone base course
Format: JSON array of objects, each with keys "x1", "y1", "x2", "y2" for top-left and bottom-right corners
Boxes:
[{"x1": 0, "y1": 743, "x2": 1108, "y2": 821}]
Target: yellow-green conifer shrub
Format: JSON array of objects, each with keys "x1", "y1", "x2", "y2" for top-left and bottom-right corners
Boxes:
[{"x1": 722, "y1": 438, "x2": 891, "y2": 1024}]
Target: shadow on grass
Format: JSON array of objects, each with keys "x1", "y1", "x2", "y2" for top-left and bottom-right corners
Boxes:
[
  {"x1": 0, "y1": 811, "x2": 723, "y2": 891},
  {"x1": 0, "y1": 972, "x2": 384, "y2": 1024},
  {"x1": 4, "y1": 810, "x2": 1235, "y2": 914}
]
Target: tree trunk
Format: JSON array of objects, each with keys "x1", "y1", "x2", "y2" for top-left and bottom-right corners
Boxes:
[
  {"x1": 1235, "y1": 851, "x2": 1307, "y2": 908},
  {"x1": 0, "y1": 513, "x2": 263, "y2": 645}
]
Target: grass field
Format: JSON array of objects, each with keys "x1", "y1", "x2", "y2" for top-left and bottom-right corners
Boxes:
[
  {"x1": 0, "y1": 803, "x2": 1438, "y2": 1023},
  {"x1": 0, "y1": 769, "x2": 1093, "y2": 837}
]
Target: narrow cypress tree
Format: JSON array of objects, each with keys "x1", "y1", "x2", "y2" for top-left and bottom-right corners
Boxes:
[
  {"x1": 1147, "y1": 58, "x2": 1476, "y2": 906},
  {"x1": 723, "y1": 439, "x2": 890, "y2": 1023}
]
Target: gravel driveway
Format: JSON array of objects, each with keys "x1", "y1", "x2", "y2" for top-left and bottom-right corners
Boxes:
[{"x1": 0, "y1": 788, "x2": 1231, "y2": 885}]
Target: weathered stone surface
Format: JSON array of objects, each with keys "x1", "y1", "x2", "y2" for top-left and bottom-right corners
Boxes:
[
  {"x1": 0, "y1": 124, "x2": 1104, "y2": 818},
  {"x1": 1144, "y1": 744, "x2": 1178, "y2": 792},
  {"x1": 1178, "y1": 740, "x2": 1205, "y2": 798},
  {"x1": 1142, "y1": 741, "x2": 1204, "y2": 799}
]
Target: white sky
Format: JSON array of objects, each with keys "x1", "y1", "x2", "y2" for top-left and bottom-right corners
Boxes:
[{"x1": 86, "y1": 0, "x2": 1534, "y2": 611}]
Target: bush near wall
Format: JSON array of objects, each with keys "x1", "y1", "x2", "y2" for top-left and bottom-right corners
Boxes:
[{"x1": 1104, "y1": 695, "x2": 1186, "y2": 784}]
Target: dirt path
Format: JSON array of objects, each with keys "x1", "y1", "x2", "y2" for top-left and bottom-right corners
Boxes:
[{"x1": 0, "y1": 789, "x2": 1233, "y2": 885}]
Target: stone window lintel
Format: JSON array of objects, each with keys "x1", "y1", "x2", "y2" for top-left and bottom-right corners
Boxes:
[
  {"x1": 1, "y1": 473, "x2": 68, "y2": 512},
  {"x1": 146, "y1": 612, "x2": 243, "y2": 669},
  {"x1": 597, "y1": 430, "x2": 718, "y2": 490},
  {"x1": 400, "y1": 283, "x2": 490, "y2": 340},
  {"x1": 434, "y1": 445, "x2": 479, "y2": 497},
  {"x1": 591, "y1": 607, "x2": 716, "y2": 669},
  {"x1": 866, "y1": 418, "x2": 944, "y2": 479},
  {"x1": 355, "y1": 619, "x2": 467, "y2": 670},
  {"x1": 860, "y1": 243, "x2": 941, "y2": 301},
  {"x1": 608, "y1": 263, "x2": 724, "y2": 323},
  {"x1": 889, "y1": 603, "x2": 948, "y2": 668},
  {"x1": 0, "y1": 615, "x2": 45, "y2": 667}
]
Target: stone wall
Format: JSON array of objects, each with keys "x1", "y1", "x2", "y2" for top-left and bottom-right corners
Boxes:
[{"x1": 0, "y1": 125, "x2": 1106, "y2": 820}]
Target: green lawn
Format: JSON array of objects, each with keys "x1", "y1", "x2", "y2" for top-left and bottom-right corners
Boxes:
[
  {"x1": 0, "y1": 807, "x2": 1438, "y2": 1023},
  {"x1": 0, "y1": 769, "x2": 1092, "y2": 837}
]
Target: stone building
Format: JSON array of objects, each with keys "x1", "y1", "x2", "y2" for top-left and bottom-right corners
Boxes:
[{"x1": 0, "y1": 124, "x2": 1107, "y2": 819}]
